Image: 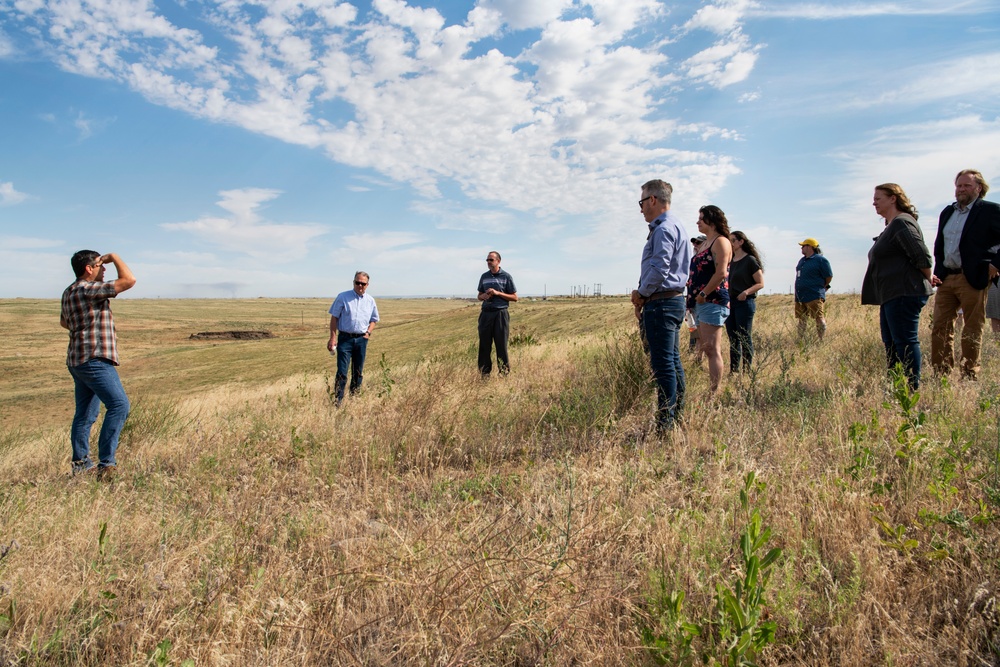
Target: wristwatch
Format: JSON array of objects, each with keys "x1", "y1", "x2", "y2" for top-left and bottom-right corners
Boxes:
[{"x1": 698, "y1": 290, "x2": 706, "y2": 298}]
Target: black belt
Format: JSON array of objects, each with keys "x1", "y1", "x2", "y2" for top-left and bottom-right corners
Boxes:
[
  {"x1": 646, "y1": 290, "x2": 683, "y2": 302},
  {"x1": 339, "y1": 331, "x2": 367, "y2": 338},
  {"x1": 940, "y1": 267, "x2": 962, "y2": 277}
]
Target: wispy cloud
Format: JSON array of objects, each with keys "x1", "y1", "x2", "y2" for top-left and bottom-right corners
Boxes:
[
  {"x1": 161, "y1": 188, "x2": 328, "y2": 261},
  {"x1": 0, "y1": 182, "x2": 30, "y2": 206},
  {"x1": 842, "y1": 52, "x2": 1000, "y2": 109},
  {"x1": 0, "y1": 29, "x2": 13, "y2": 58},
  {"x1": 830, "y1": 114, "x2": 1000, "y2": 240},
  {"x1": 0, "y1": 235, "x2": 60, "y2": 249},
  {"x1": 750, "y1": 1, "x2": 997, "y2": 20},
  {"x1": 72, "y1": 110, "x2": 115, "y2": 140}
]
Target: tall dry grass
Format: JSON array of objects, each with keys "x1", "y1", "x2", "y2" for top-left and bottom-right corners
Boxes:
[{"x1": 0, "y1": 294, "x2": 999, "y2": 665}]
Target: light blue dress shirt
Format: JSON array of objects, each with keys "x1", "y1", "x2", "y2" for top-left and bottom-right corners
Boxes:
[
  {"x1": 638, "y1": 210, "x2": 692, "y2": 297},
  {"x1": 328, "y1": 290, "x2": 379, "y2": 334}
]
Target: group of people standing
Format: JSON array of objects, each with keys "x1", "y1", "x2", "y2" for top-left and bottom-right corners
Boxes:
[
  {"x1": 57, "y1": 171, "x2": 999, "y2": 474},
  {"x1": 862, "y1": 169, "x2": 1000, "y2": 390},
  {"x1": 630, "y1": 180, "x2": 770, "y2": 431},
  {"x1": 631, "y1": 169, "x2": 1000, "y2": 432}
]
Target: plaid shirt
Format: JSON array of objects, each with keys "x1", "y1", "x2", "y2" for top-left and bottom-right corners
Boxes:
[{"x1": 61, "y1": 280, "x2": 120, "y2": 367}]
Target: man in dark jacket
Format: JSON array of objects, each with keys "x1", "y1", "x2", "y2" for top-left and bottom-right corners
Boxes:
[{"x1": 930, "y1": 169, "x2": 1000, "y2": 379}]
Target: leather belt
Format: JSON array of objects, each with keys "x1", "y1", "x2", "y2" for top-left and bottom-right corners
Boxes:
[
  {"x1": 339, "y1": 331, "x2": 367, "y2": 338},
  {"x1": 645, "y1": 290, "x2": 683, "y2": 302}
]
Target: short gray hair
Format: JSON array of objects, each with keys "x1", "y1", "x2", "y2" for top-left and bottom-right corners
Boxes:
[
  {"x1": 641, "y1": 179, "x2": 672, "y2": 206},
  {"x1": 354, "y1": 271, "x2": 370, "y2": 281}
]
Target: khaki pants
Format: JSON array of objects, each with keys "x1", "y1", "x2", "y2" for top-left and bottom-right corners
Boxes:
[
  {"x1": 931, "y1": 273, "x2": 988, "y2": 379},
  {"x1": 794, "y1": 299, "x2": 826, "y2": 338}
]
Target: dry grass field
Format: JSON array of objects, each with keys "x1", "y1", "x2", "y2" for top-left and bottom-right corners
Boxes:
[{"x1": 1, "y1": 294, "x2": 999, "y2": 665}]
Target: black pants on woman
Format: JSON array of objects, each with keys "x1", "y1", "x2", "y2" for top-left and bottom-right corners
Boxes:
[{"x1": 725, "y1": 298, "x2": 756, "y2": 372}]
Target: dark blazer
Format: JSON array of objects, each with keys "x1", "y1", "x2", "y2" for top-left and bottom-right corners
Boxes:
[{"x1": 933, "y1": 198, "x2": 1000, "y2": 290}]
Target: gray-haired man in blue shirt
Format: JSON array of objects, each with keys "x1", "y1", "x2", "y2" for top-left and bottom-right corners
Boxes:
[
  {"x1": 630, "y1": 179, "x2": 692, "y2": 431},
  {"x1": 327, "y1": 271, "x2": 379, "y2": 404}
]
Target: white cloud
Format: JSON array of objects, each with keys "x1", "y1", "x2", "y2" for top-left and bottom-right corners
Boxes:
[
  {"x1": 7, "y1": 0, "x2": 749, "y2": 227},
  {"x1": 682, "y1": 34, "x2": 760, "y2": 88},
  {"x1": 684, "y1": 0, "x2": 759, "y2": 34},
  {"x1": 477, "y1": 0, "x2": 575, "y2": 30},
  {"x1": 161, "y1": 188, "x2": 328, "y2": 260},
  {"x1": 1, "y1": 235, "x2": 59, "y2": 249},
  {"x1": 0, "y1": 182, "x2": 30, "y2": 206}
]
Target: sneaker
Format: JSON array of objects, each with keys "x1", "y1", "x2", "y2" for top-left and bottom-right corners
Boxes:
[
  {"x1": 72, "y1": 460, "x2": 96, "y2": 476},
  {"x1": 96, "y1": 465, "x2": 117, "y2": 481}
]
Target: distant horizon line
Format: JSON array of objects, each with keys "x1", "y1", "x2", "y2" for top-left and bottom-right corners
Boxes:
[{"x1": 5, "y1": 289, "x2": 811, "y2": 301}]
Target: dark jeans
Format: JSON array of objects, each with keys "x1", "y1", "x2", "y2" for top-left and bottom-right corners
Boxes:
[
  {"x1": 478, "y1": 308, "x2": 510, "y2": 375},
  {"x1": 643, "y1": 296, "x2": 686, "y2": 430},
  {"x1": 725, "y1": 298, "x2": 756, "y2": 372},
  {"x1": 335, "y1": 333, "x2": 369, "y2": 402},
  {"x1": 880, "y1": 294, "x2": 928, "y2": 390},
  {"x1": 68, "y1": 357, "x2": 131, "y2": 468}
]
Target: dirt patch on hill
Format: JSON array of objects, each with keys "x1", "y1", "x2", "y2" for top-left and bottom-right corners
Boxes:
[{"x1": 189, "y1": 331, "x2": 275, "y2": 340}]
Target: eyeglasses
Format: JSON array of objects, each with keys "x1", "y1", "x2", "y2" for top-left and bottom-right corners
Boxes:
[
  {"x1": 354, "y1": 281, "x2": 368, "y2": 287},
  {"x1": 638, "y1": 196, "x2": 653, "y2": 207}
]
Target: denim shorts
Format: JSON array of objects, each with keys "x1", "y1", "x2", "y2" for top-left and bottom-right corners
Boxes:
[{"x1": 695, "y1": 302, "x2": 730, "y2": 327}]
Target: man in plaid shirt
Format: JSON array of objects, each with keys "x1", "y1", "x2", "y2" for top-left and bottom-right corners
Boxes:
[{"x1": 60, "y1": 250, "x2": 136, "y2": 477}]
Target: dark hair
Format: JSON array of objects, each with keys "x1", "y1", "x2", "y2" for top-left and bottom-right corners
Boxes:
[
  {"x1": 730, "y1": 231, "x2": 763, "y2": 268},
  {"x1": 488, "y1": 251, "x2": 501, "y2": 261},
  {"x1": 698, "y1": 205, "x2": 731, "y2": 237},
  {"x1": 71, "y1": 250, "x2": 100, "y2": 279}
]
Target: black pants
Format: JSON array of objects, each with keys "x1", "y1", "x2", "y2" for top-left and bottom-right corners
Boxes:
[
  {"x1": 725, "y1": 298, "x2": 756, "y2": 372},
  {"x1": 478, "y1": 308, "x2": 510, "y2": 375}
]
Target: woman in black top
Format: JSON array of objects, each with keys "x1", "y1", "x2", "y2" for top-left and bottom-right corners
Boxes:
[
  {"x1": 725, "y1": 231, "x2": 764, "y2": 372},
  {"x1": 861, "y1": 183, "x2": 932, "y2": 390}
]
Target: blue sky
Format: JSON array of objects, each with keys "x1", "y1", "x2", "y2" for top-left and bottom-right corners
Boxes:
[{"x1": 2, "y1": 0, "x2": 999, "y2": 299}]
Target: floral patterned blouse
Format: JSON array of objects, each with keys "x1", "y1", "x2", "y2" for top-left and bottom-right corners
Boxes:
[{"x1": 687, "y1": 238, "x2": 730, "y2": 308}]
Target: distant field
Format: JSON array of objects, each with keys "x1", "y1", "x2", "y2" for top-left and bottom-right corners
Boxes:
[{"x1": 0, "y1": 296, "x2": 634, "y2": 431}]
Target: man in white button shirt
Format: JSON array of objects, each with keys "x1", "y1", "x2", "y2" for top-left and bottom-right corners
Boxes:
[{"x1": 930, "y1": 169, "x2": 1000, "y2": 380}]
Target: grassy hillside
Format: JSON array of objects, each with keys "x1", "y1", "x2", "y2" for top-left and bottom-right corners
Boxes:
[{"x1": 1, "y1": 294, "x2": 999, "y2": 665}]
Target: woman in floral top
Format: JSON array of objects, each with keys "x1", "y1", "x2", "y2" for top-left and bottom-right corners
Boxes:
[{"x1": 687, "y1": 205, "x2": 732, "y2": 393}]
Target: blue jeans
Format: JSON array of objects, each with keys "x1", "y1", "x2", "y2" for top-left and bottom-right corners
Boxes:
[
  {"x1": 335, "y1": 333, "x2": 369, "y2": 402},
  {"x1": 880, "y1": 295, "x2": 928, "y2": 389},
  {"x1": 643, "y1": 296, "x2": 686, "y2": 430},
  {"x1": 68, "y1": 358, "x2": 130, "y2": 468},
  {"x1": 725, "y1": 298, "x2": 756, "y2": 372}
]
